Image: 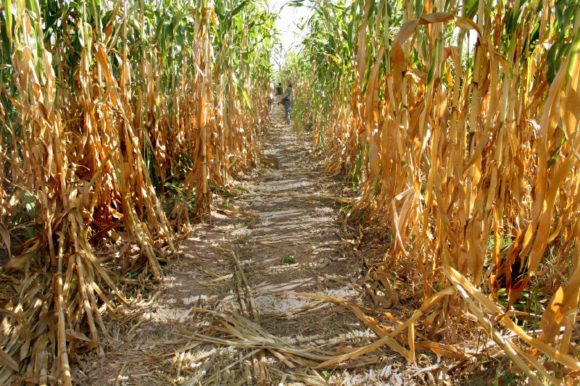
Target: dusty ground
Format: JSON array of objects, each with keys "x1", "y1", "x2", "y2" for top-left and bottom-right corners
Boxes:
[{"x1": 76, "y1": 108, "x2": 424, "y2": 385}]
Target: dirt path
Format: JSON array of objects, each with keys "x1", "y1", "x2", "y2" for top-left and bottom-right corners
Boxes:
[{"x1": 79, "y1": 108, "x2": 407, "y2": 385}]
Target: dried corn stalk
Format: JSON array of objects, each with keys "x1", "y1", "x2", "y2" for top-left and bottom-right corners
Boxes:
[
  {"x1": 288, "y1": 0, "x2": 579, "y2": 379},
  {"x1": 0, "y1": 0, "x2": 275, "y2": 383}
]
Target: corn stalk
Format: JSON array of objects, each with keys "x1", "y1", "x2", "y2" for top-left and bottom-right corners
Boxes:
[
  {"x1": 0, "y1": 0, "x2": 275, "y2": 383},
  {"x1": 289, "y1": 0, "x2": 579, "y2": 379}
]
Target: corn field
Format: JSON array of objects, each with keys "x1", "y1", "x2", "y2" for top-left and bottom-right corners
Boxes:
[
  {"x1": 1, "y1": 0, "x2": 579, "y2": 384},
  {"x1": 0, "y1": 0, "x2": 274, "y2": 383},
  {"x1": 285, "y1": 0, "x2": 579, "y2": 382}
]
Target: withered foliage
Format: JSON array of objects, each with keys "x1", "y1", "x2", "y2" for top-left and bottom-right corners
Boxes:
[
  {"x1": 288, "y1": 0, "x2": 579, "y2": 381},
  {"x1": 0, "y1": 1, "x2": 275, "y2": 383}
]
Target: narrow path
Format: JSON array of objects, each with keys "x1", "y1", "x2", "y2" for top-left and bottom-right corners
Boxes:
[{"x1": 80, "y1": 108, "x2": 406, "y2": 385}]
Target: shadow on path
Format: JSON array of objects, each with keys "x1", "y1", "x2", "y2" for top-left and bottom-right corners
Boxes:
[{"x1": 79, "y1": 106, "x2": 406, "y2": 385}]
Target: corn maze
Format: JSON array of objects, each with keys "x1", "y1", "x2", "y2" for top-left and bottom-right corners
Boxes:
[{"x1": 0, "y1": 0, "x2": 578, "y2": 384}]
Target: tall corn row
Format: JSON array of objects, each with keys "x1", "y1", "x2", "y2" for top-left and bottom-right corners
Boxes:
[
  {"x1": 0, "y1": 0, "x2": 274, "y2": 383},
  {"x1": 291, "y1": 0, "x2": 579, "y2": 379}
]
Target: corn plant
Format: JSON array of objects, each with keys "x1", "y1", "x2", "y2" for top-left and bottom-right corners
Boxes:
[
  {"x1": 0, "y1": 0, "x2": 275, "y2": 383},
  {"x1": 288, "y1": 0, "x2": 579, "y2": 380}
]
